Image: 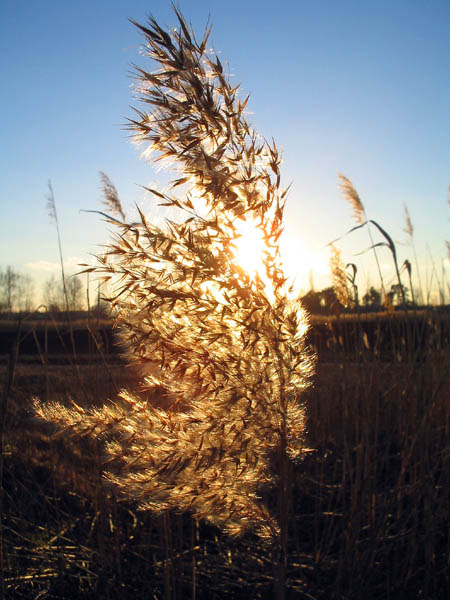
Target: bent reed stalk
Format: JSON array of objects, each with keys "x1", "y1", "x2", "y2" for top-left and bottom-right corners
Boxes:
[
  {"x1": 338, "y1": 173, "x2": 387, "y2": 300},
  {"x1": 34, "y1": 9, "x2": 314, "y2": 579}
]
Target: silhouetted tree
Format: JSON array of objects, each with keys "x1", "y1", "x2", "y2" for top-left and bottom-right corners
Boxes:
[
  {"x1": 301, "y1": 287, "x2": 345, "y2": 315},
  {"x1": 300, "y1": 290, "x2": 322, "y2": 314},
  {"x1": 66, "y1": 275, "x2": 84, "y2": 311},
  {"x1": 43, "y1": 274, "x2": 84, "y2": 311},
  {"x1": 362, "y1": 286, "x2": 381, "y2": 310},
  {"x1": 0, "y1": 266, "x2": 34, "y2": 312},
  {"x1": 387, "y1": 283, "x2": 409, "y2": 307}
]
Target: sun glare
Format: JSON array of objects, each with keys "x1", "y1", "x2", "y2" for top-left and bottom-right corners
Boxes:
[
  {"x1": 279, "y1": 234, "x2": 330, "y2": 293},
  {"x1": 228, "y1": 219, "x2": 330, "y2": 299},
  {"x1": 232, "y1": 219, "x2": 267, "y2": 279}
]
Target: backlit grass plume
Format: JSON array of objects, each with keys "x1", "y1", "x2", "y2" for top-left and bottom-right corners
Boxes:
[
  {"x1": 338, "y1": 173, "x2": 365, "y2": 225},
  {"x1": 329, "y1": 243, "x2": 353, "y2": 308},
  {"x1": 34, "y1": 9, "x2": 313, "y2": 543}
]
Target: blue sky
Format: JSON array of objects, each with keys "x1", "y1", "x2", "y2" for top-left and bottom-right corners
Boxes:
[{"x1": 1, "y1": 0, "x2": 449, "y2": 302}]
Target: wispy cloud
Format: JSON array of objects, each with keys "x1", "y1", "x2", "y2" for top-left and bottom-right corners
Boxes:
[
  {"x1": 25, "y1": 256, "x2": 87, "y2": 272},
  {"x1": 25, "y1": 260, "x2": 59, "y2": 272},
  {"x1": 65, "y1": 256, "x2": 87, "y2": 270}
]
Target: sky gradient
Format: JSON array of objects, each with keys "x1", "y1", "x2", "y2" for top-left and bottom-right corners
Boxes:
[{"x1": 1, "y1": 0, "x2": 449, "y2": 303}]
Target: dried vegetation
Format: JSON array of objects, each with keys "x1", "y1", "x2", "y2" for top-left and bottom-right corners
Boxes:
[
  {"x1": 34, "y1": 9, "x2": 313, "y2": 545},
  {"x1": 1, "y1": 8, "x2": 449, "y2": 600}
]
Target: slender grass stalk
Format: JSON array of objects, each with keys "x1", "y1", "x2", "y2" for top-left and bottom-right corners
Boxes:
[
  {"x1": 47, "y1": 182, "x2": 69, "y2": 314},
  {"x1": 46, "y1": 183, "x2": 87, "y2": 398},
  {"x1": 426, "y1": 243, "x2": 445, "y2": 305},
  {"x1": 403, "y1": 204, "x2": 424, "y2": 305},
  {"x1": 338, "y1": 174, "x2": 386, "y2": 299},
  {"x1": 331, "y1": 212, "x2": 407, "y2": 307},
  {"x1": 403, "y1": 259, "x2": 415, "y2": 306}
]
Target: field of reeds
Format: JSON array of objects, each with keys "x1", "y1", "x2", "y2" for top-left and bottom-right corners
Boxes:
[
  {"x1": 1, "y1": 308, "x2": 449, "y2": 599},
  {"x1": 2, "y1": 8, "x2": 449, "y2": 599}
]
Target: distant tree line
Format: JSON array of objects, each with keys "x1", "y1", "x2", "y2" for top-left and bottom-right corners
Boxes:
[
  {"x1": 300, "y1": 283, "x2": 414, "y2": 315},
  {"x1": 0, "y1": 264, "x2": 431, "y2": 315},
  {"x1": 0, "y1": 265, "x2": 85, "y2": 313},
  {"x1": 42, "y1": 273, "x2": 84, "y2": 312},
  {"x1": 0, "y1": 266, "x2": 34, "y2": 312}
]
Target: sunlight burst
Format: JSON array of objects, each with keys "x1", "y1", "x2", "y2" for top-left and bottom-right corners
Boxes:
[{"x1": 231, "y1": 218, "x2": 267, "y2": 279}]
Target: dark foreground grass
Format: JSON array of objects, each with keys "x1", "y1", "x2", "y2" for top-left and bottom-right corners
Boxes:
[{"x1": 1, "y1": 312, "x2": 449, "y2": 599}]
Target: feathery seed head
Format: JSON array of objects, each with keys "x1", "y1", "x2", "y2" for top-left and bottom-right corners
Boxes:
[
  {"x1": 338, "y1": 173, "x2": 365, "y2": 224},
  {"x1": 100, "y1": 171, "x2": 126, "y2": 221},
  {"x1": 403, "y1": 204, "x2": 414, "y2": 238},
  {"x1": 34, "y1": 8, "x2": 314, "y2": 541},
  {"x1": 329, "y1": 243, "x2": 352, "y2": 308}
]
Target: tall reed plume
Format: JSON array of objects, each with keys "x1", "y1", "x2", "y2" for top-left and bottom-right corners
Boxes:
[
  {"x1": 336, "y1": 173, "x2": 410, "y2": 306},
  {"x1": 337, "y1": 173, "x2": 387, "y2": 299},
  {"x1": 329, "y1": 243, "x2": 354, "y2": 308},
  {"x1": 403, "y1": 204, "x2": 423, "y2": 304},
  {"x1": 34, "y1": 8, "x2": 314, "y2": 546}
]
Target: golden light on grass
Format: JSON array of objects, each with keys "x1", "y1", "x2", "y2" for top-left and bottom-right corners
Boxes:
[{"x1": 34, "y1": 9, "x2": 315, "y2": 565}]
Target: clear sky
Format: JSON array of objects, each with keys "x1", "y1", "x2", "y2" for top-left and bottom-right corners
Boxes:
[{"x1": 1, "y1": 0, "x2": 449, "y2": 303}]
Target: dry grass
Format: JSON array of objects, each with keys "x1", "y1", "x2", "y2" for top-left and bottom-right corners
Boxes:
[
  {"x1": 338, "y1": 173, "x2": 365, "y2": 225},
  {"x1": 1, "y1": 7, "x2": 449, "y2": 599},
  {"x1": 1, "y1": 322, "x2": 449, "y2": 598},
  {"x1": 32, "y1": 16, "x2": 313, "y2": 600}
]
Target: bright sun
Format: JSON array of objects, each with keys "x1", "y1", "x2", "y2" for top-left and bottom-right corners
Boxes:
[
  {"x1": 231, "y1": 219, "x2": 267, "y2": 278},
  {"x1": 229, "y1": 219, "x2": 330, "y2": 297}
]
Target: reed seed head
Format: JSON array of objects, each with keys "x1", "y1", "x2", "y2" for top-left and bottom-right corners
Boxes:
[
  {"x1": 403, "y1": 204, "x2": 414, "y2": 238},
  {"x1": 329, "y1": 243, "x2": 352, "y2": 308},
  {"x1": 34, "y1": 7, "x2": 314, "y2": 540},
  {"x1": 100, "y1": 171, "x2": 126, "y2": 221},
  {"x1": 338, "y1": 173, "x2": 366, "y2": 224}
]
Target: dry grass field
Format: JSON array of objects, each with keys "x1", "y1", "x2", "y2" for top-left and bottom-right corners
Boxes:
[
  {"x1": 1, "y1": 310, "x2": 449, "y2": 599},
  {"x1": 1, "y1": 9, "x2": 449, "y2": 599}
]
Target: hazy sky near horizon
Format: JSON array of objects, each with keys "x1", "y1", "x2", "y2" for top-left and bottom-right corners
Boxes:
[{"x1": 1, "y1": 0, "x2": 449, "y2": 301}]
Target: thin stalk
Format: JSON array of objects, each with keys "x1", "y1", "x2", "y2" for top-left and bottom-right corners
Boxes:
[
  {"x1": 364, "y1": 215, "x2": 387, "y2": 300},
  {"x1": 47, "y1": 182, "x2": 69, "y2": 313},
  {"x1": 86, "y1": 272, "x2": 91, "y2": 313},
  {"x1": 404, "y1": 261, "x2": 416, "y2": 307},
  {"x1": 275, "y1": 437, "x2": 290, "y2": 600},
  {"x1": 273, "y1": 344, "x2": 290, "y2": 600},
  {"x1": 412, "y1": 243, "x2": 424, "y2": 305},
  {"x1": 426, "y1": 244, "x2": 444, "y2": 305},
  {"x1": 337, "y1": 175, "x2": 386, "y2": 298},
  {"x1": 47, "y1": 183, "x2": 83, "y2": 386}
]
